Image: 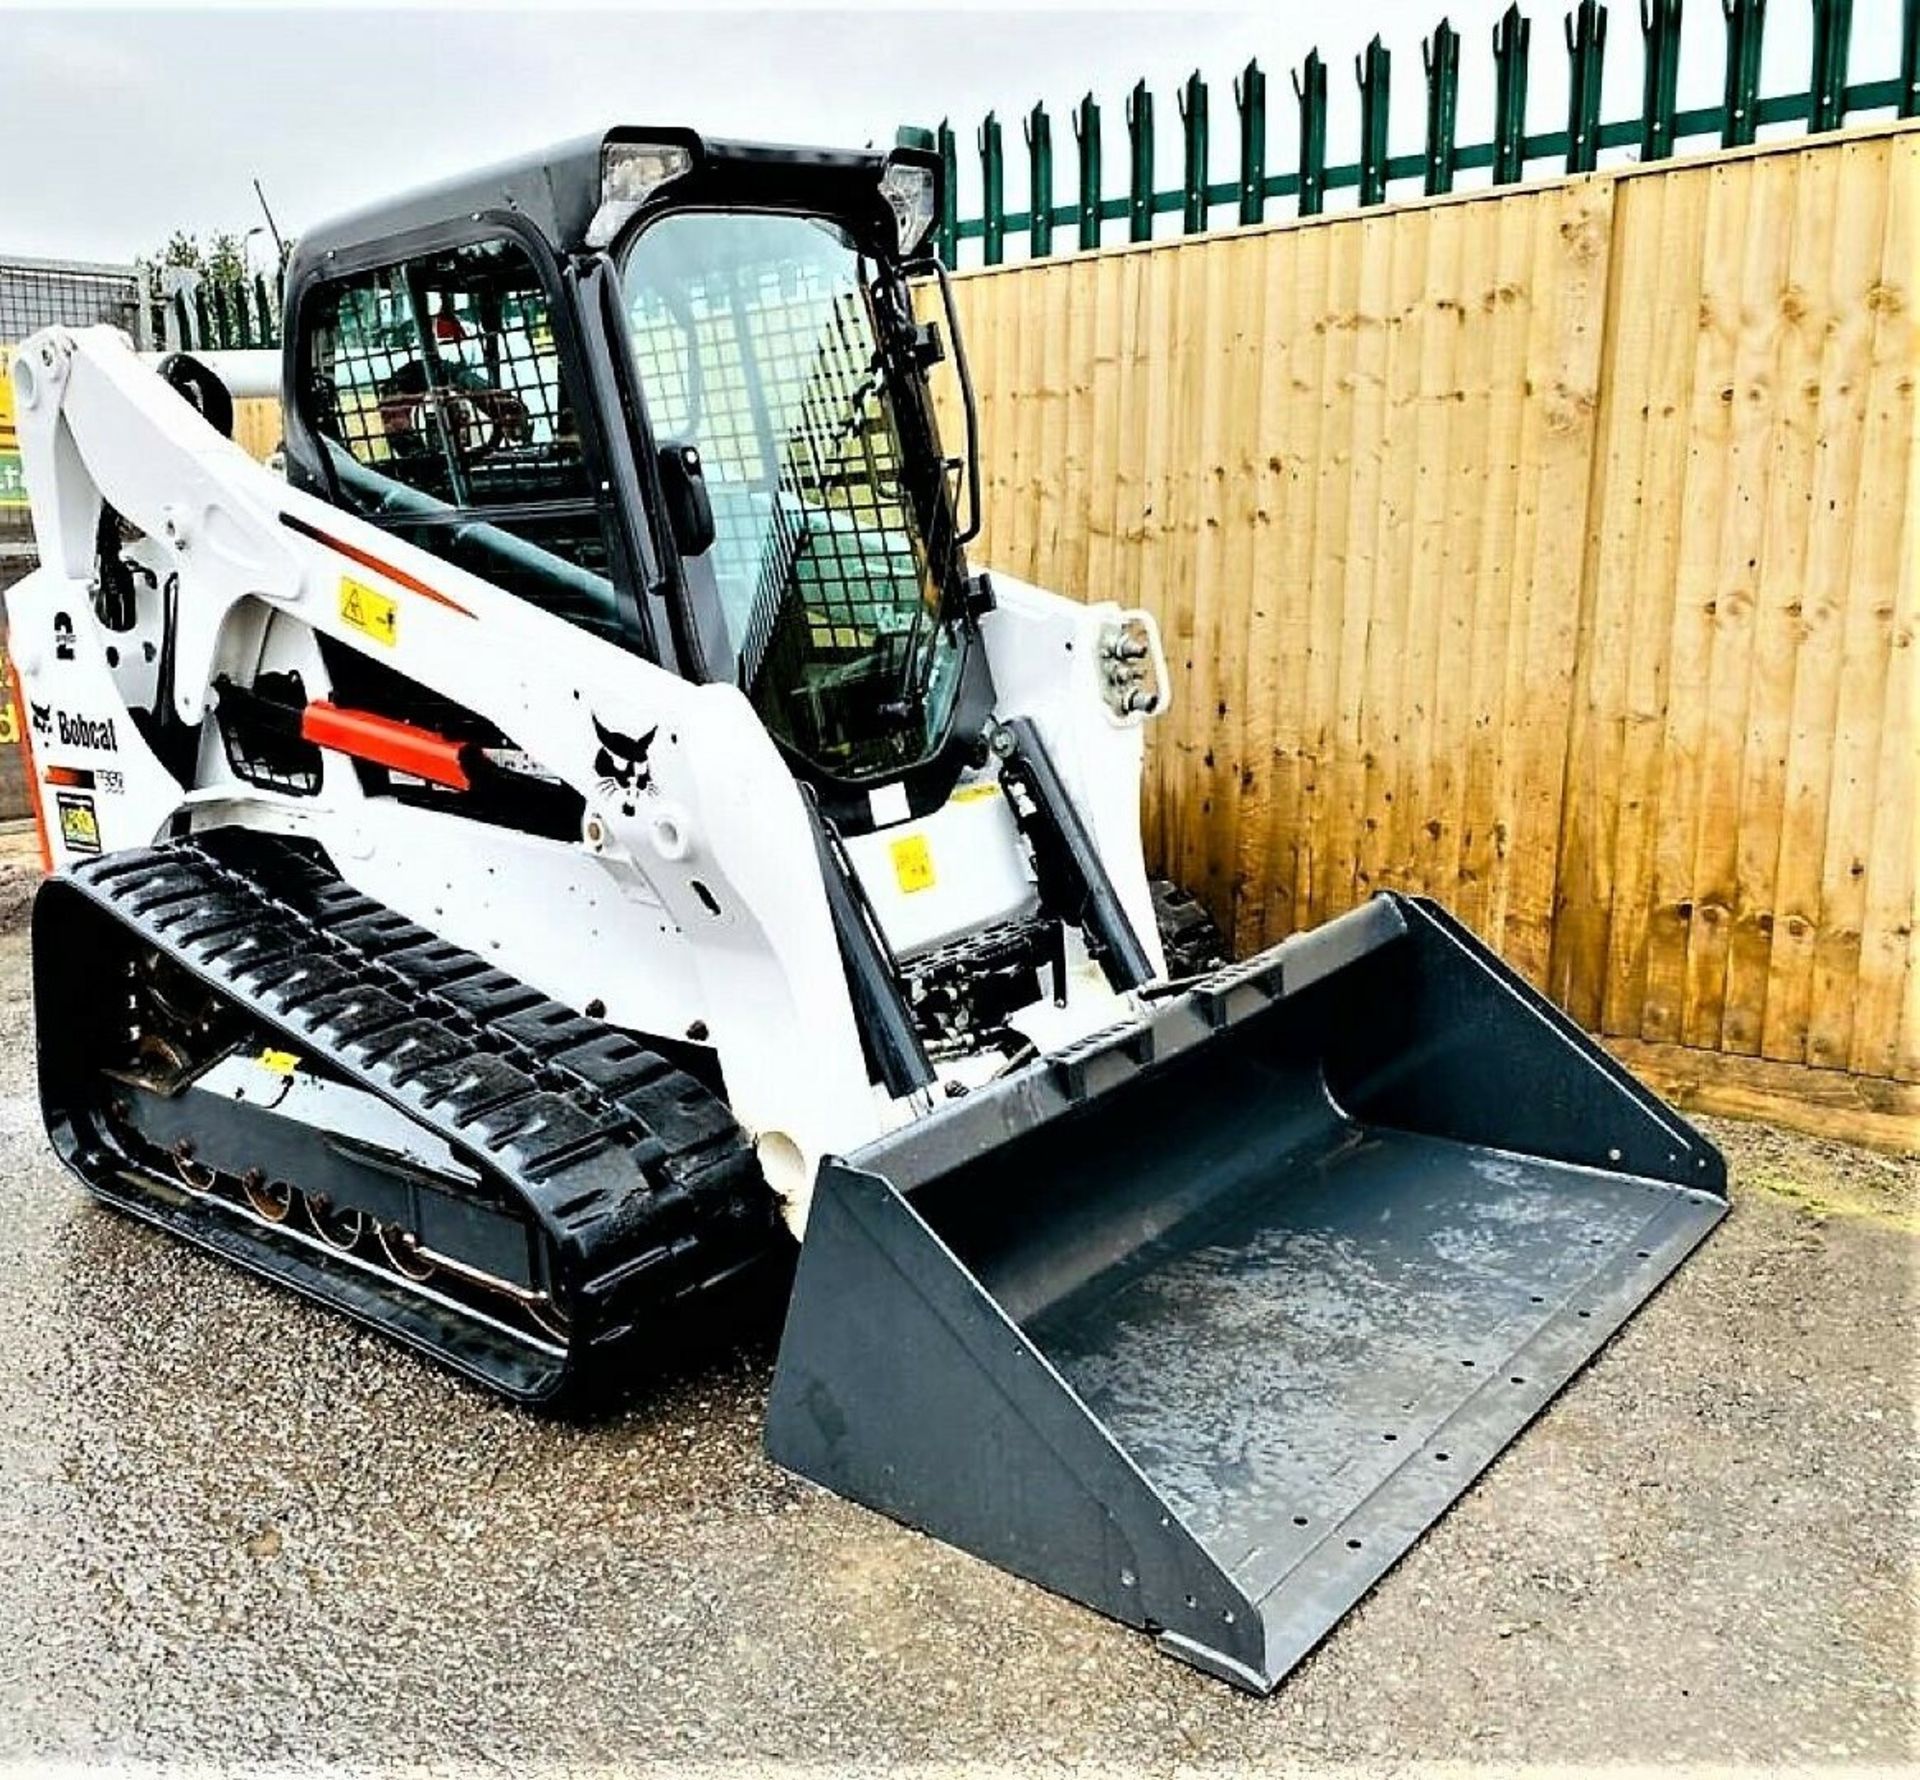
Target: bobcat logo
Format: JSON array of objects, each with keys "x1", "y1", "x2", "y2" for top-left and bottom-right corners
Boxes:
[
  {"x1": 29, "y1": 702, "x2": 50, "y2": 738},
  {"x1": 593, "y1": 716, "x2": 658, "y2": 816}
]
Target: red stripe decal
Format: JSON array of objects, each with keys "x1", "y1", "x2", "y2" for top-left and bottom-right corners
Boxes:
[{"x1": 279, "y1": 512, "x2": 476, "y2": 617}]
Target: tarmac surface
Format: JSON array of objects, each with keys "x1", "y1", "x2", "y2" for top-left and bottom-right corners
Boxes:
[{"x1": 0, "y1": 893, "x2": 1912, "y2": 1773}]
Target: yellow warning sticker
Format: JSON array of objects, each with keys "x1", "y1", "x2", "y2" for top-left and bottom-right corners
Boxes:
[
  {"x1": 257, "y1": 1049, "x2": 300, "y2": 1077},
  {"x1": 890, "y1": 834, "x2": 936, "y2": 894},
  {"x1": 339, "y1": 575, "x2": 398, "y2": 646},
  {"x1": 949, "y1": 781, "x2": 1001, "y2": 805}
]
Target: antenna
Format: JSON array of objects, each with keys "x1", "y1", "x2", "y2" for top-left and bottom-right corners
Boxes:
[{"x1": 252, "y1": 177, "x2": 286, "y2": 264}]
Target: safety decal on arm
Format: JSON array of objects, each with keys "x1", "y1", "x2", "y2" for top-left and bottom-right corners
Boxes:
[{"x1": 339, "y1": 575, "x2": 398, "y2": 646}]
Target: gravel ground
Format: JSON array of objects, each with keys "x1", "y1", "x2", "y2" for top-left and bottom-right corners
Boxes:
[{"x1": 0, "y1": 908, "x2": 1912, "y2": 1774}]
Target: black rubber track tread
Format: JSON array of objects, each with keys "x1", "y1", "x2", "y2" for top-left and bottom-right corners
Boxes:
[{"x1": 43, "y1": 833, "x2": 776, "y2": 1401}]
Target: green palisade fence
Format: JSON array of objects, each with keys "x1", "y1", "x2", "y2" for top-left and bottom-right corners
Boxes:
[
  {"x1": 158, "y1": 269, "x2": 285, "y2": 354},
  {"x1": 919, "y1": 0, "x2": 1918, "y2": 263}
]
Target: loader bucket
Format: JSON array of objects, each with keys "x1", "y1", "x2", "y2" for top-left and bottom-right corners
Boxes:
[{"x1": 766, "y1": 894, "x2": 1727, "y2": 1692}]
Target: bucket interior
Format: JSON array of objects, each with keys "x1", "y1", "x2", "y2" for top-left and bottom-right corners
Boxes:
[{"x1": 769, "y1": 896, "x2": 1728, "y2": 1690}]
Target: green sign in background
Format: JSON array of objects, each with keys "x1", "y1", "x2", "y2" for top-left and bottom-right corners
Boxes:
[{"x1": 0, "y1": 344, "x2": 20, "y2": 508}]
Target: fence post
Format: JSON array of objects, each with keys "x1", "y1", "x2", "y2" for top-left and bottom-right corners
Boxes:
[
  {"x1": 1423, "y1": 18, "x2": 1461, "y2": 194},
  {"x1": 1721, "y1": 0, "x2": 1765, "y2": 147},
  {"x1": 1809, "y1": 0, "x2": 1853, "y2": 131},
  {"x1": 979, "y1": 112, "x2": 1006, "y2": 265},
  {"x1": 1126, "y1": 80, "x2": 1155, "y2": 241},
  {"x1": 1073, "y1": 93, "x2": 1103, "y2": 250},
  {"x1": 1295, "y1": 50, "x2": 1329, "y2": 216},
  {"x1": 1905, "y1": 0, "x2": 1919, "y2": 116},
  {"x1": 255, "y1": 273, "x2": 276, "y2": 349},
  {"x1": 1639, "y1": 0, "x2": 1683, "y2": 160},
  {"x1": 1235, "y1": 58, "x2": 1267, "y2": 223},
  {"x1": 1357, "y1": 36, "x2": 1392, "y2": 204},
  {"x1": 1026, "y1": 103, "x2": 1055, "y2": 258},
  {"x1": 936, "y1": 121, "x2": 959, "y2": 265},
  {"x1": 1180, "y1": 70, "x2": 1210, "y2": 233},
  {"x1": 1564, "y1": 0, "x2": 1608, "y2": 172},
  {"x1": 1493, "y1": 4, "x2": 1533, "y2": 183}
]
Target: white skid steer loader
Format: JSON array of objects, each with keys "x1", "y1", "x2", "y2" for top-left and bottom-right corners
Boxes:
[{"x1": 6, "y1": 128, "x2": 1726, "y2": 1692}]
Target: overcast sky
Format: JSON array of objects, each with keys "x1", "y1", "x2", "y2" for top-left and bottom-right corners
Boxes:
[{"x1": 0, "y1": 0, "x2": 1896, "y2": 266}]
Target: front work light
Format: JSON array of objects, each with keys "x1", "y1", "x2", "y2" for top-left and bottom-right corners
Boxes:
[
  {"x1": 879, "y1": 160, "x2": 938, "y2": 258},
  {"x1": 587, "y1": 141, "x2": 693, "y2": 248}
]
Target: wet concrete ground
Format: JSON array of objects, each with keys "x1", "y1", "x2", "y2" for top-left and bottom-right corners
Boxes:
[{"x1": 0, "y1": 914, "x2": 1912, "y2": 1773}]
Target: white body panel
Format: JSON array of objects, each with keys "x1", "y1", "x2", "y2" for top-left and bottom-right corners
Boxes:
[
  {"x1": 841, "y1": 778, "x2": 1038, "y2": 959},
  {"x1": 6, "y1": 325, "x2": 1172, "y2": 1233}
]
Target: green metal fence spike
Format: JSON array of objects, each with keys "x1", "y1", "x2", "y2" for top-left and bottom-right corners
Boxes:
[
  {"x1": 1026, "y1": 102, "x2": 1056, "y2": 257},
  {"x1": 1721, "y1": 0, "x2": 1765, "y2": 147},
  {"x1": 1294, "y1": 50, "x2": 1329, "y2": 216},
  {"x1": 1639, "y1": 0, "x2": 1683, "y2": 161},
  {"x1": 1073, "y1": 92, "x2": 1103, "y2": 250},
  {"x1": 1357, "y1": 36, "x2": 1392, "y2": 204},
  {"x1": 254, "y1": 273, "x2": 276, "y2": 349},
  {"x1": 1235, "y1": 58, "x2": 1268, "y2": 224},
  {"x1": 1905, "y1": 0, "x2": 1919, "y2": 116},
  {"x1": 1180, "y1": 70, "x2": 1211, "y2": 233},
  {"x1": 1564, "y1": 0, "x2": 1608, "y2": 172},
  {"x1": 1808, "y1": 0, "x2": 1854, "y2": 131},
  {"x1": 1492, "y1": 4, "x2": 1533, "y2": 183},
  {"x1": 979, "y1": 111, "x2": 1006, "y2": 265},
  {"x1": 1423, "y1": 18, "x2": 1462, "y2": 194},
  {"x1": 936, "y1": 120, "x2": 959, "y2": 265},
  {"x1": 1126, "y1": 79, "x2": 1156, "y2": 241}
]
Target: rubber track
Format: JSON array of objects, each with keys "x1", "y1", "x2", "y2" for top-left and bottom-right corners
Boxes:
[{"x1": 48, "y1": 832, "x2": 773, "y2": 1391}]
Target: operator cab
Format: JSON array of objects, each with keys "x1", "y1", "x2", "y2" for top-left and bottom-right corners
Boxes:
[{"x1": 281, "y1": 128, "x2": 988, "y2": 818}]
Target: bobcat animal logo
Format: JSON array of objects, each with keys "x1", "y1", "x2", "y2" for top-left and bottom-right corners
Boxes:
[
  {"x1": 29, "y1": 702, "x2": 50, "y2": 737},
  {"x1": 593, "y1": 716, "x2": 658, "y2": 816}
]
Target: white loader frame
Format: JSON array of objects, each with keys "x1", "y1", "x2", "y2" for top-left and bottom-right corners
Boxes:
[{"x1": 8, "y1": 325, "x2": 1168, "y2": 1229}]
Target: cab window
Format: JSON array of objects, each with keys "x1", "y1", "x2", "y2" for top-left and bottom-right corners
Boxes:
[{"x1": 304, "y1": 237, "x2": 624, "y2": 637}]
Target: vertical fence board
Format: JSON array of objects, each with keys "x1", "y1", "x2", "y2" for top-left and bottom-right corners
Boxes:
[
  {"x1": 1359, "y1": 205, "x2": 1429, "y2": 908},
  {"x1": 1640, "y1": 160, "x2": 1747, "y2": 1043},
  {"x1": 1728, "y1": 145, "x2": 1844, "y2": 1057},
  {"x1": 1199, "y1": 237, "x2": 1270, "y2": 924},
  {"x1": 1835, "y1": 135, "x2": 1917, "y2": 1078},
  {"x1": 1400, "y1": 203, "x2": 1466, "y2": 904},
  {"x1": 1427, "y1": 197, "x2": 1498, "y2": 909},
  {"x1": 1680, "y1": 150, "x2": 1791, "y2": 1053},
  {"x1": 1454, "y1": 192, "x2": 1539, "y2": 946},
  {"x1": 1761, "y1": 140, "x2": 1888, "y2": 1065},
  {"x1": 1504, "y1": 181, "x2": 1613, "y2": 986},
  {"x1": 1599, "y1": 165, "x2": 1710, "y2": 1041},
  {"x1": 1230, "y1": 223, "x2": 1303, "y2": 951}
]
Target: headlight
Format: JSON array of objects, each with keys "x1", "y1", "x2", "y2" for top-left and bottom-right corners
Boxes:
[
  {"x1": 879, "y1": 159, "x2": 938, "y2": 258},
  {"x1": 587, "y1": 141, "x2": 692, "y2": 249}
]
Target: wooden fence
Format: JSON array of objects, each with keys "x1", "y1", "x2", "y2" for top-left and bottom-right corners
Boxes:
[{"x1": 953, "y1": 121, "x2": 1918, "y2": 1143}]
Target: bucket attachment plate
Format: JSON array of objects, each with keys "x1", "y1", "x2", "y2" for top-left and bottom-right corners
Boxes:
[{"x1": 768, "y1": 895, "x2": 1727, "y2": 1692}]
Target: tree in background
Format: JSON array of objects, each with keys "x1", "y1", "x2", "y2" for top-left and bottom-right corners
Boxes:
[{"x1": 143, "y1": 230, "x2": 251, "y2": 299}]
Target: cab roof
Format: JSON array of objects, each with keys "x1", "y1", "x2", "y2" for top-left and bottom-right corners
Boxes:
[{"x1": 287, "y1": 128, "x2": 932, "y2": 281}]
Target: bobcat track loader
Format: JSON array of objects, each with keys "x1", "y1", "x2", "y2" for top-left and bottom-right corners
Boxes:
[{"x1": 7, "y1": 129, "x2": 1726, "y2": 1692}]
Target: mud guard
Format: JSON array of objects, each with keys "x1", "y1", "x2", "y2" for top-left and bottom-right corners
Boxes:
[{"x1": 766, "y1": 894, "x2": 1727, "y2": 1692}]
